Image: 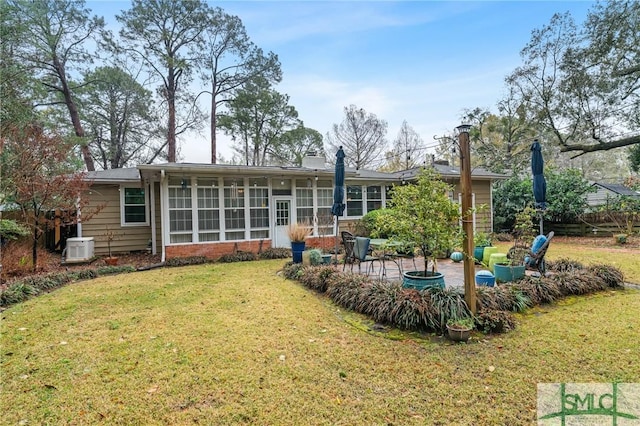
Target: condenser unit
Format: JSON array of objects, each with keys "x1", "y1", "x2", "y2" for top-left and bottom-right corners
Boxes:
[{"x1": 65, "y1": 237, "x2": 95, "y2": 262}]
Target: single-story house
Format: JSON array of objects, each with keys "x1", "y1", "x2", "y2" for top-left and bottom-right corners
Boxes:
[
  {"x1": 586, "y1": 182, "x2": 640, "y2": 210},
  {"x1": 78, "y1": 155, "x2": 507, "y2": 261}
]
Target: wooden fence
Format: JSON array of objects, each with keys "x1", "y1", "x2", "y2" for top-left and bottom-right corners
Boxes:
[{"x1": 544, "y1": 221, "x2": 640, "y2": 237}]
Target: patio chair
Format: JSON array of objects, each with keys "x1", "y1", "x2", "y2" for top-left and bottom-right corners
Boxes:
[
  {"x1": 508, "y1": 231, "x2": 554, "y2": 276},
  {"x1": 341, "y1": 231, "x2": 356, "y2": 271},
  {"x1": 352, "y1": 237, "x2": 381, "y2": 275}
]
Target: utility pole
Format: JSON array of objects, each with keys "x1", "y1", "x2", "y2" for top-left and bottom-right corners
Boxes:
[{"x1": 457, "y1": 124, "x2": 476, "y2": 314}]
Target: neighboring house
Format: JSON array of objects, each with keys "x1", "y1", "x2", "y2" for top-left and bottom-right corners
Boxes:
[
  {"x1": 586, "y1": 182, "x2": 640, "y2": 210},
  {"x1": 80, "y1": 156, "x2": 507, "y2": 261}
]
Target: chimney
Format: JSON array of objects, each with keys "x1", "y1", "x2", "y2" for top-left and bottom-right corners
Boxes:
[{"x1": 301, "y1": 153, "x2": 326, "y2": 169}]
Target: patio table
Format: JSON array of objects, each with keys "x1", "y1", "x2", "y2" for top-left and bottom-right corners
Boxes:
[{"x1": 369, "y1": 239, "x2": 407, "y2": 278}]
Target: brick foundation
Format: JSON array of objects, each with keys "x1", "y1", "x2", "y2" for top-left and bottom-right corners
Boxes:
[
  {"x1": 165, "y1": 236, "x2": 339, "y2": 260},
  {"x1": 166, "y1": 240, "x2": 271, "y2": 260}
]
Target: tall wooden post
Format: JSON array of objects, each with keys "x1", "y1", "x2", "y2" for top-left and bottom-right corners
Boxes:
[{"x1": 457, "y1": 124, "x2": 476, "y2": 314}]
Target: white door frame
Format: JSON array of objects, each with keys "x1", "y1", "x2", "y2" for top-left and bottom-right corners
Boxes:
[{"x1": 273, "y1": 197, "x2": 292, "y2": 248}]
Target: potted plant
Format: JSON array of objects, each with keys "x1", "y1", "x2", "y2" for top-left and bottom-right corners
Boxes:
[
  {"x1": 494, "y1": 207, "x2": 535, "y2": 282},
  {"x1": 446, "y1": 317, "x2": 475, "y2": 342},
  {"x1": 103, "y1": 226, "x2": 123, "y2": 266},
  {"x1": 379, "y1": 168, "x2": 461, "y2": 290},
  {"x1": 473, "y1": 231, "x2": 493, "y2": 263},
  {"x1": 287, "y1": 221, "x2": 311, "y2": 264}
]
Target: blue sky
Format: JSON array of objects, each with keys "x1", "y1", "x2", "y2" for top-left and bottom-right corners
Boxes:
[{"x1": 91, "y1": 1, "x2": 595, "y2": 163}]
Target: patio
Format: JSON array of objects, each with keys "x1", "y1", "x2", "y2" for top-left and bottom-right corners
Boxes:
[{"x1": 343, "y1": 254, "x2": 474, "y2": 288}]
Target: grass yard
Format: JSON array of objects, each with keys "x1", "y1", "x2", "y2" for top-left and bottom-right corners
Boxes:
[{"x1": 1, "y1": 259, "x2": 639, "y2": 425}]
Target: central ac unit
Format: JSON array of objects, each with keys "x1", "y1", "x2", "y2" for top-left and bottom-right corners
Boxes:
[{"x1": 65, "y1": 237, "x2": 95, "y2": 262}]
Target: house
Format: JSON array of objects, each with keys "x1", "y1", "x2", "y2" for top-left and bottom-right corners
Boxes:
[
  {"x1": 79, "y1": 156, "x2": 507, "y2": 261},
  {"x1": 586, "y1": 182, "x2": 640, "y2": 210}
]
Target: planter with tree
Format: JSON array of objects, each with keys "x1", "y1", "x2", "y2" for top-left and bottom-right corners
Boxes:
[
  {"x1": 379, "y1": 168, "x2": 461, "y2": 290},
  {"x1": 103, "y1": 226, "x2": 123, "y2": 266},
  {"x1": 287, "y1": 221, "x2": 311, "y2": 264}
]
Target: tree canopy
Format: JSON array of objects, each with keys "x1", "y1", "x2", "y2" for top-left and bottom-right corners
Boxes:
[
  {"x1": 326, "y1": 105, "x2": 388, "y2": 170},
  {"x1": 506, "y1": 1, "x2": 640, "y2": 158}
]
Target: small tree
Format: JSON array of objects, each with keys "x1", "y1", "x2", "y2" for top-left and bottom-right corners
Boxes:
[
  {"x1": 1, "y1": 125, "x2": 98, "y2": 270},
  {"x1": 380, "y1": 168, "x2": 461, "y2": 274}
]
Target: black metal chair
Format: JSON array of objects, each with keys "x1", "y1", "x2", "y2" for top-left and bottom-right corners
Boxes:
[
  {"x1": 341, "y1": 231, "x2": 356, "y2": 271},
  {"x1": 352, "y1": 237, "x2": 380, "y2": 274}
]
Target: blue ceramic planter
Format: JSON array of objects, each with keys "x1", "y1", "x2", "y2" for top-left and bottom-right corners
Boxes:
[
  {"x1": 291, "y1": 241, "x2": 306, "y2": 264},
  {"x1": 493, "y1": 264, "x2": 525, "y2": 283},
  {"x1": 402, "y1": 271, "x2": 445, "y2": 290}
]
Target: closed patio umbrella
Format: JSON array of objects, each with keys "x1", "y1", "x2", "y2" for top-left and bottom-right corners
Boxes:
[
  {"x1": 331, "y1": 147, "x2": 346, "y2": 263},
  {"x1": 531, "y1": 139, "x2": 546, "y2": 234}
]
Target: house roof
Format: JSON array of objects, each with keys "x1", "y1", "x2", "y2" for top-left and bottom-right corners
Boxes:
[
  {"x1": 86, "y1": 168, "x2": 142, "y2": 183},
  {"x1": 86, "y1": 162, "x2": 508, "y2": 184},
  {"x1": 592, "y1": 182, "x2": 640, "y2": 197}
]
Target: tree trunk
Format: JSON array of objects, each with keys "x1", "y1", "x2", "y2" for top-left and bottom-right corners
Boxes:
[
  {"x1": 167, "y1": 70, "x2": 177, "y2": 163},
  {"x1": 32, "y1": 224, "x2": 38, "y2": 272},
  {"x1": 53, "y1": 56, "x2": 95, "y2": 171},
  {"x1": 210, "y1": 87, "x2": 217, "y2": 164}
]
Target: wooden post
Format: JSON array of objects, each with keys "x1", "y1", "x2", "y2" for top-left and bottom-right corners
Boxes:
[{"x1": 457, "y1": 125, "x2": 476, "y2": 314}]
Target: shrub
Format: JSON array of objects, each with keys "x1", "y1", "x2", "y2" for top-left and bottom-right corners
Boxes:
[
  {"x1": 587, "y1": 264, "x2": 625, "y2": 288},
  {"x1": 493, "y1": 232, "x2": 513, "y2": 242},
  {"x1": 325, "y1": 273, "x2": 373, "y2": 311},
  {"x1": 614, "y1": 234, "x2": 628, "y2": 245},
  {"x1": 514, "y1": 276, "x2": 561, "y2": 305},
  {"x1": 391, "y1": 288, "x2": 437, "y2": 331},
  {"x1": 477, "y1": 285, "x2": 530, "y2": 312},
  {"x1": 259, "y1": 248, "x2": 291, "y2": 259},
  {"x1": 282, "y1": 262, "x2": 304, "y2": 280},
  {"x1": 475, "y1": 310, "x2": 516, "y2": 334},
  {"x1": 0, "y1": 281, "x2": 39, "y2": 306},
  {"x1": 218, "y1": 251, "x2": 257, "y2": 263},
  {"x1": 96, "y1": 265, "x2": 136, "y2": 276},
  {"x1": 298, "y1": 265, "x2": 336, "y2": 293},
  {"x1": 428, "y1": 287, "x2": 471, "y2": 332},
  {"x1": 165, "y1": 256, "x2": 209, "y2": 267},
  {"x1": 358, "y1": 280, "x2": 402, "y2": 324},
  {"x1": 308, "y1": 249, "x2": 323, "y2": 266},
  {"x1": 548, "y1": 257, "x2": 584, "y2": 273}
]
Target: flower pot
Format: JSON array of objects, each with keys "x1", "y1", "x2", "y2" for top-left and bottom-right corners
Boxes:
[
  {"x1": 402, "y1": 271, "x2": 445, "y2": 290},
  {"x1": 291, "y1": 241, "x2": 306, "y2": 264},
  {"x1": 493, "y1": 264, "x2": 525, "y2": 283},
  {"x1": 473, "y1": 246, "x2": 485, "y2": 263},
  {"x1": 446, "y1": 324, "x2": 472, "y2": 342},
  {"x1": 450, "y1": 251, "x2": 464, "y2": 263},
  {"x1": 321, "y1": 254, "x2": 333, "y2": 264},
  {"x1": 105, "y1": 256, "x2": 119, "y2": 266}
]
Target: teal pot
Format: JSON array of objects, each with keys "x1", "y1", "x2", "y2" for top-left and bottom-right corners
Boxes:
[
  {"x1": 493, "y1": 264, "x2": 526, "y2": 283},
  {"x1": 473, "y1": 246, "x2": 485, "y2": 263},
  {"x1": 402, "y1": 271, "x2": 445, "y2": 290},
  {"x1": 291, "y1": 241, "x2": 306, "y2": 264},
  {"x1": 321, "y1": 254, "x2": 333, "y2": 264}
]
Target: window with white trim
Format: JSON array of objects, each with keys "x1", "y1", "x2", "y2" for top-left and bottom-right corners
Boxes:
[
  {"x1": 296, "y1": 179, "x2": 314, "y2": 224},
  {"x1": 346, "y1": 185, "x2": 363, "y2": 216},
  {"x1": 316, "y1": 179, "x2": 333, "y2": 232},
  {"x1": 168, "y1": 177, "x2": 193, "y2": 243},
  {"x1": 197, "y1": 178, "x2": 220, "y2": 242},
  {"x1": 224, "y1": 178, "x2": 245, "y2": 241},
  {"x1": 249, "y1": 177, "x2": 269, "y2": 239},
  {"x1": 121, "y1": 186, "x2": 149, "y2": 226},
  {"x1": 366, "y1": 186, "x2": 382, "y2": 211}
]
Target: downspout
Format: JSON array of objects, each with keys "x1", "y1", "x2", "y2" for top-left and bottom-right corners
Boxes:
[
  {"x1": 160, "y1": 169, "x2": 166, "y2": 262},
  {"x1": 76, "y1": 197, "x2": 82, "y2": 237}
]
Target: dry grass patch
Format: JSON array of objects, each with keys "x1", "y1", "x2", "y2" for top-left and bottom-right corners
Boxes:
[{"x1": 1, "y1": 260, "x2": 639, "y2": 425}]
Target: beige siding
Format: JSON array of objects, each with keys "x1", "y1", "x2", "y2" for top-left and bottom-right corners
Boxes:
[
  {"x1": 82, "y1": 184, "x2": 153, "y2": 255},
  {"x1": 451, "y1": 179, "x2": 493, "y2": 233}
]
